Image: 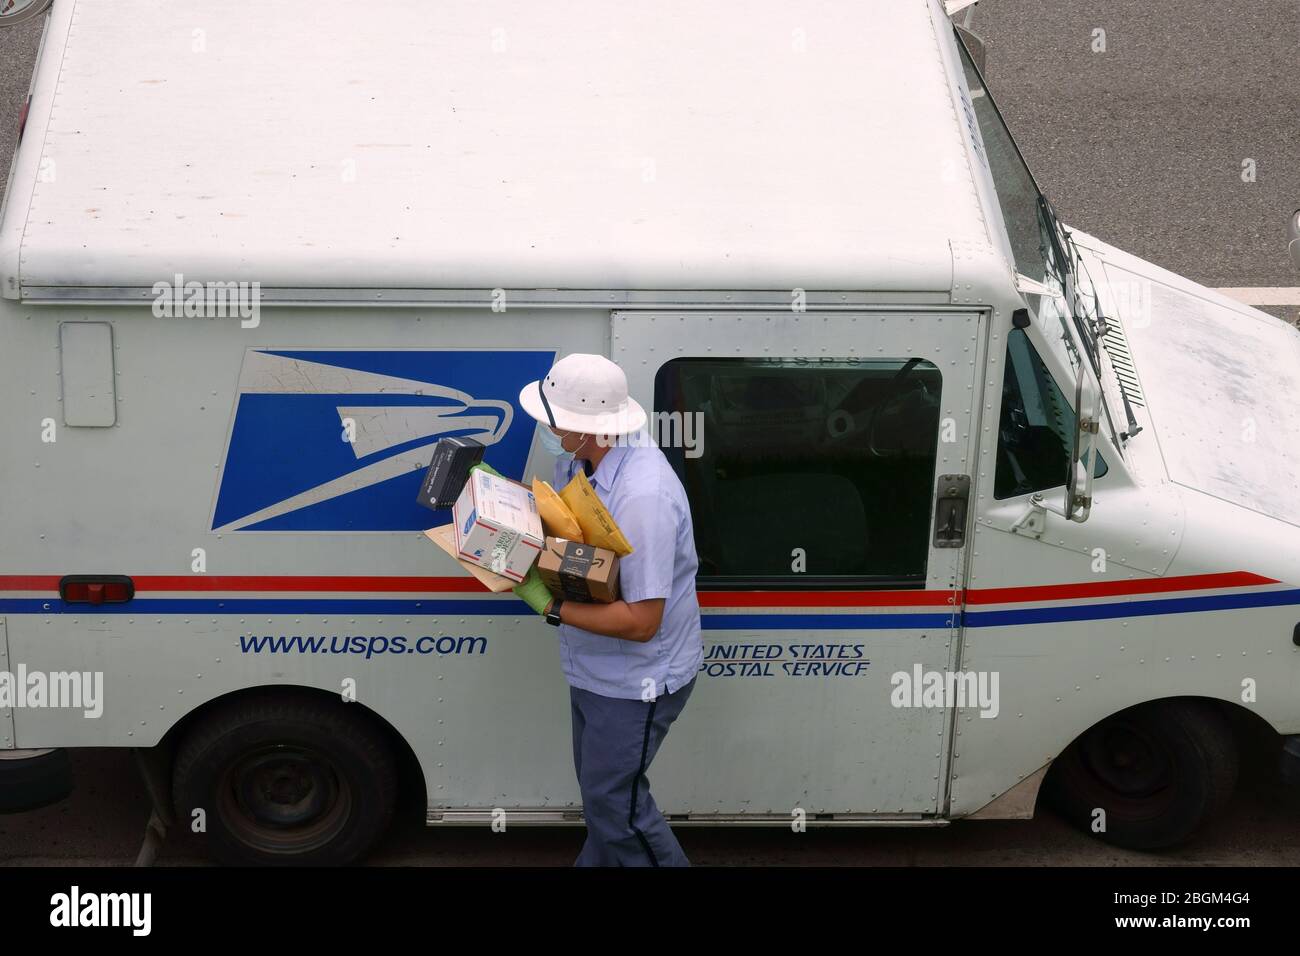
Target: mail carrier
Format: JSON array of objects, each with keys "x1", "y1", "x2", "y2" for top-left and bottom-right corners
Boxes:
[{"x1": 1, "y1": 0, "x2": 1298, "y2": 863}]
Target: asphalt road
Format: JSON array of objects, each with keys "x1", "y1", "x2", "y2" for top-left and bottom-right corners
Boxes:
[
  {"x1": 1, "y1": 3, "x2": 1299, "y2": 867},
  {"x1": 0, "y1": 12, "x2": 39, "y2": 202},
  {"x1": 3, "y1": 746, "x2": 1300, "y2": 866},
  {"x1": 975, "y1": 0, "x2": 1300, "y2": 322}
]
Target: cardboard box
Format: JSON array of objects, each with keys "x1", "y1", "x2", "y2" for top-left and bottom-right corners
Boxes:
[
  {"x1": 451, "y1": 470, "x2": 544, "y2": 583},
  {"x1": 537, "y1": 536, "x2": 621, "y2": 603},
  {"x1": 416, "y1": 437, "x2": 485, "y2": 511},
  {"x1": 423, "y1": 524, "x2": 515, "y2": 593}
]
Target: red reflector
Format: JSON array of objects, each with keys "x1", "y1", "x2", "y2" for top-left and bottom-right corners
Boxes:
[{"x1": 59, "y1": 576, "x2": 134, "y2": 605}]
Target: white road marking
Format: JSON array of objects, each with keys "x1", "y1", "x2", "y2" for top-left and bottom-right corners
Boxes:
[{"x1": 1215, "y1": 287, "x2": 1300, "y2": 306}]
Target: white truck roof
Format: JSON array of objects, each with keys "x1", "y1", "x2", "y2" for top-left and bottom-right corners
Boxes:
[{"x1": 1, "y1": 0, "x2": 992, "y2": 295}]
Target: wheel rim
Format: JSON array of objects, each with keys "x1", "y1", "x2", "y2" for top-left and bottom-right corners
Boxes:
[
  {"x1": 217, "y1": 745, "x2": 352, "y2": 855},
  {"x1": 1079, "y1": 719, "x2": 1177, "y2": 811}
]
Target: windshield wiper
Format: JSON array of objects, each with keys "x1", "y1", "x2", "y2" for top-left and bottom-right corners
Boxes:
[
  {"x1": 1065, "y1": 229, "x2": 1144, "y2": 443},
  {"x1": 1037, "y1": 197, "x2": 1097, "y2": 365},
  {"x1": 1036, "y1": 195, "x2": 1144, "y2": 445}
]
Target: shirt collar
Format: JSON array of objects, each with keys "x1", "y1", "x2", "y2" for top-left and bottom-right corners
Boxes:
[{"x1": 588, "y1": 443, "x2": 632, "y2": 492}]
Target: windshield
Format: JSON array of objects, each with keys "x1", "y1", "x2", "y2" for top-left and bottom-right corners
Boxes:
[{"x1": 953, "y1": 30, "x2": 1132, "y2": 450}]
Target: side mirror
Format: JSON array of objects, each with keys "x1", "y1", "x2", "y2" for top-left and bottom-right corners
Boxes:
[
  {"x1": 1288, "y1": 210, "x2": 1300, "y2": 273},
  {"x1": 949, "y1": 0, "x2": 988, "y2": 74},
  {"x1": 954, "y1": 23, "x2": 988, "y2": 76},
  {"x1": 1065, "y1": 365, "x2": 1103, "y2": 522},
  {"x1": 0, "y1": 0, "x2": 53, "y2": 26}
]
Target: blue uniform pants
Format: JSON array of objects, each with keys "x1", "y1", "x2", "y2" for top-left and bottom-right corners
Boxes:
[{"x1": 569, "y1": 677, "x2": 696, "y2": 867}]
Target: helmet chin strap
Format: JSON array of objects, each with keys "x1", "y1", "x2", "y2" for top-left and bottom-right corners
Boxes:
[{"x1": 537, "y1": 380, "x2": 558, "y2": 428}]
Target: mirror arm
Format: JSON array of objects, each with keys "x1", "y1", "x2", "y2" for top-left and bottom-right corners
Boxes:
[
  {"x1": 1031, "y1": 493, "x2": 1070, "y2": 519},
  {"x1": 1011, "y1": 496, "x2": 1049, "y2": 539}
]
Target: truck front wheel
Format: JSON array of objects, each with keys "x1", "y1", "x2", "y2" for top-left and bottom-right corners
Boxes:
[
  {"x1": 1043, "y1": 699, "x2": 1237, "y2": 850},
  {"x1": 173, "y1": 693, "x2": 398, "y2": 865}
]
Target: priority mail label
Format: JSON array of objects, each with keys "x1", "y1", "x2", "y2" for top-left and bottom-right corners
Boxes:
[{"x1": 451, "y1": 471, "x2": 544, "y2": 581}]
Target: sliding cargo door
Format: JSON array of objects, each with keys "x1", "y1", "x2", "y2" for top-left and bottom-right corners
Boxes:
[{"x1": 614, "y1": 309, "x2": 987, "y2": 818}]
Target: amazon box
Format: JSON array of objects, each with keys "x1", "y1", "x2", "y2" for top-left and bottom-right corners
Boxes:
[
  {"x1": 451, "y1": 470, "x2": 544, "y2": 583},
  {"x1": 416, "y1": 436, "x2": 485, "y2": 511},
  {"x1": 537, "y1": 536, "x2": 622, "y2": 603}
]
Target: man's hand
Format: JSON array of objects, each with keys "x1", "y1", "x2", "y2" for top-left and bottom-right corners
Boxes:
[{"x1": 512, "y1": 565, "x2": 554, "y2": 616}]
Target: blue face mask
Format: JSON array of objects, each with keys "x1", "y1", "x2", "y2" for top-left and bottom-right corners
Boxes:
[{"x1": 538, "y1": 426, "x2": 575, "y2": 460}]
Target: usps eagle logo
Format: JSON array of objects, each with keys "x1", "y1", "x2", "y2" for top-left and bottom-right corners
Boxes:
[{"x1": 211, "y1": 348, "x2": 555, "y2": 531}]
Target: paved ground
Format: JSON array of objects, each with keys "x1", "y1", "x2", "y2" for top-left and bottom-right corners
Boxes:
[
  {"x1": 2, "y1": 746, "x2": 1299, "y2": 866},
  {"x1": 1, "y1": 3, "x2": 1299, "y2": 866},
  {"x1": 974, "y1": 0, "x2": 1300, "y2": 322},
  {"x1": 0, "y1": 13, "x2": 39, "y2": 201}
]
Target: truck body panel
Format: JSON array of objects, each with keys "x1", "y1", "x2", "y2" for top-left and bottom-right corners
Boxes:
[{"x1": 2, "y1": 0, "x2": 1298, "y2": 838}]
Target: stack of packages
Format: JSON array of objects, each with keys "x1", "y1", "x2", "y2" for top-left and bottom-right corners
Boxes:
[{"x1": 418, "y1": 437, "x2": 633, "y2": 602}]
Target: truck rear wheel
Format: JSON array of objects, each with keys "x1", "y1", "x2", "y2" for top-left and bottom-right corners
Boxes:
[
  {"x1": 173, "y1": 693, "x2": 398, "y2": 865},
  {"x1": 1044, "y1": 699, "x2": 1237, "y2": 850}
]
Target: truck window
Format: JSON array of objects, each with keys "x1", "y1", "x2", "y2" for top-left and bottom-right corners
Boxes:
[
  {"x1": 654, "y1": 357, "x2": 941, "y2": 588},
  {"x1": 954, "y1": 30, "x2": 1063, "y2": 298},
  {"x1": 995, "y1": 328, "x2": 1107, "y2": 499},
  {"x1": 957, "y1": 30, "x2": 1124, "y2": 465}
]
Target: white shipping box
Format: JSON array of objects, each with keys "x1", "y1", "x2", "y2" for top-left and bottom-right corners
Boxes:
[{"x1": 451, "y1": 471, "x2": 545, "y2": 582}]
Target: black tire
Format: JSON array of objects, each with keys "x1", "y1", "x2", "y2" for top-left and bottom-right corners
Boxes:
[
  {"x1": 172, "y1": 693, "x2": 398, "y2": 866},
  {"x1": 0, "y1": 749, "x2": 72, "y2": 813},
  {"x1": 1044, "y1": 699, "x2": 1238, "y2": 850}
]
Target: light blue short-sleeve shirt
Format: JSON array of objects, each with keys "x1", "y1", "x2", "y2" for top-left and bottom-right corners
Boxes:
[{"x1": 553, "y1": 440, "x2": 703, "y2": 700}]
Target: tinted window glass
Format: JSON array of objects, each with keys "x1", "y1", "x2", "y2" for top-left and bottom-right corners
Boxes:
[
  {"x1": 654, "y1": 358, "x2": 942, "y2": 587},
  {"x1": 995, "y1": 329, "x2": 1106, "y2": 499},
  {"x1": 955, "y1": 30, "x2": 1062, "y2": 292}
]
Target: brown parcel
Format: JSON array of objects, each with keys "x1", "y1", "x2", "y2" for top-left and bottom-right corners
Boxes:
[{"x1": 536, "y1": 537, "x2": 622, "y2": 603}]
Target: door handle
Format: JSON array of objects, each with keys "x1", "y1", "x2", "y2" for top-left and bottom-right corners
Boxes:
[{"x1": 932, "y1": 475, "x2": 971, "y2": 549}]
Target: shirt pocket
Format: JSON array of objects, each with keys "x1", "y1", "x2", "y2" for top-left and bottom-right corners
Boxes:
[{"x1": 565, "y1": 629, "x2": 630, "y2": 685}]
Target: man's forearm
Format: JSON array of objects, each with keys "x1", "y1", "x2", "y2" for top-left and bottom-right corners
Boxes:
[{"x1": 554, "y1": 598, "x2": 662, "y2": 643}]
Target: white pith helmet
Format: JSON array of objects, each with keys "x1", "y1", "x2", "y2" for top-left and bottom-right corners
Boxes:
[{"x1": 519, "y1": 353, "x2": 647, "y2": 436}]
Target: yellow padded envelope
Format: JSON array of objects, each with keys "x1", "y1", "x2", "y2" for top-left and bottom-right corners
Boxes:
[
  {"x1": 532, "y1": 478, "x2": 584, "y2": 541},
  {"x1": 558, "y1": 470, "x2": 634, "y2": 556}
]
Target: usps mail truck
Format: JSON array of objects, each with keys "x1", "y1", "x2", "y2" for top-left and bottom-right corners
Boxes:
[{"x1": 2, "y1": 0, "x2": 1299, "y2": 864}]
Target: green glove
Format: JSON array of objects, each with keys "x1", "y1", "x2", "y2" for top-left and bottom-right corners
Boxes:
[
  {"x1": 513, "y1": 565, "x2": 554, "y2": 616},
  {"x1": 470, "y1": 461, "x2": 503, "y2": 479}
]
